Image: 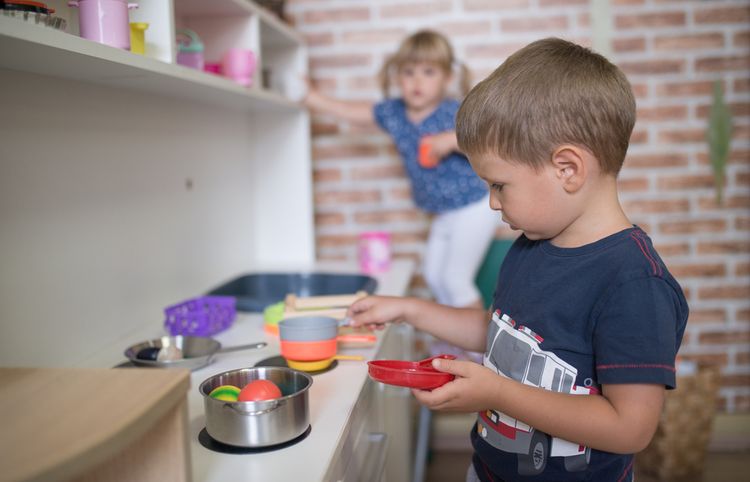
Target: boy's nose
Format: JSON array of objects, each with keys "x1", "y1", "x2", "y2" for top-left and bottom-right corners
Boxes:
[{"x1": 489, "y1": 197, "x2": 502, "y2": 211}]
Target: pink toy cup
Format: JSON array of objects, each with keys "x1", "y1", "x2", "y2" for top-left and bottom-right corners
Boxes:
[
  {"x1": 68, "y1": 0, "x2": 138, "y2": 50},
  {"x1": 358, "y1": 231, "x2": 391, "y2": 274},
  {"x1": 222, "y1": 48, "x2": 256, "y2": 87}
]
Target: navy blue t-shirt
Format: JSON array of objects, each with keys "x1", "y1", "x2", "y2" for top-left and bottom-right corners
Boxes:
[
  {"x1": 373, "y1": 98, "x2": 487, "y2": 213},
  {"x1": 471, "y1": 227, "x2": 688, "y2": 482}
]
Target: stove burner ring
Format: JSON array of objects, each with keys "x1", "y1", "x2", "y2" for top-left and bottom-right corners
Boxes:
[{"x1": 198, "y1": 425, "x2": 312, "y2": 454}]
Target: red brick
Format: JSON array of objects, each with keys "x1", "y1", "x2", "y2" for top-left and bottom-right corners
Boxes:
[
  {"x1": 737, "y1": 351, "x2": 750, "y2": 365},
  {"x1": 696, "y1": 149, "x2": 750, "y2": 166},
  {"x1": 734, "y1": 31, "x2": 750, "y2": 48},
  {"x1": 719, "y1": 373, "x2": 750, "y2": 387},
  {"x1": 617, "y1": 177, "x2": 649, "y2": 192},
  {"x1": 389, "y1": 186, "x2": 413, "y2": 202},
  {"x1": 697, "y1": 240, "x2": 750, "y2": 255},
  {"x1": 625, "y1": 153, "x2": 689, "y2": 168},
  {"x1": 736, "y1": 263, "x2": 750, "y2": 277},
  {"x1": 464, "y1": 0, "x2": 530, "y2": 10},
  {"x1": 660, "y1": 218, "x2": 727, "y2": 234},
  {"x1": 438, "y1": 21, "x2": 493, "y2": 37},
  {"x1": 619, "y1": 59, "x2": 685, "y2": 75},
  {"x1": 630, "y1": 129, "x2": 649, "y2": 144},
  {"x1": 380, "y1": 1, "x2": 452, "y2": 17},
  {"x1": 698, "y1": 285, "x2": 750, "y2": 301},
  {"x1": 317, "y1": 234, "x2": 358, "y2": 248},
  {"x1": 500, "y1": 16, "x2": 569, "y2": 33},
  {"x1": 350, "y1": 164, "x2": 405, "y2": 181},
  {"x1": 311, "y1": 121, "x2": 339, "y2": 137},
  {"x1": 654, "y1": 32, "x2": 725, "y2": 50},
  {"x1": 698, "y1": 330, "x2": 750, "y2": 345},
  {"x1": 695, "y1": 54, "x2": 750, "y2": 73},
  {"x1": 687, "y1": 308, "x2": 728, "y2": 324},
  {"x1": 312, "y1": 143, "x2": 381, "y2": 161},
  {"x1": 668, "y1": 263, "x2": 726, "y2": 278},
  {"x1": 615, "y1": 11, "x2": 686, "y2": 29},
  {"x1": 303, "y1": 7, "x2": 370, "y2": 24},
  {"x1": 630, "y1": 83, "x2": 649, "y2": 98},
  {"x1": 680, "y1": 353, "x2": 729, "y2": 367},
  {"x1": 694, "y1": 5, "x2": 750, "y2": 25},
  {"x1": 738, "y1": 309, "x2": 750, "y2": 322},
  {"x1": 656, "y1": 80, "x2": 715, "y2": 97},
  {"x1": 613, "y1": 37, "x2": 646, "y2": 53},
  {"x1": 313, "y1": 168, "x2": 343, "y2": 183},
  {"x1": 392, "y1": 231, "x2": 428, "y2": 244},
  {"x1": 623, "y1": 198, "x2": 690, "y2": 214},
  {"x1": 637, "y1": 105, "x2": 688, "y2": 121},
  {"x1": 697, "y1": 102, "x2": 750, "y2": 119},
  {"x1": 310, "y1": 53, "x2": 372, "y2": 70},
  {"x1": 465, "y1": 42, "x2": 530, "y2": 60},
  {"x1": 315, "y1": 190, "x2": 381, "y2": 205},
  {"x1": 737, "y1": 216, "x2": 750, "y2": 230},
  {"x1": 612, "y1": 0, "x2": 644, "y2": 5},
  {"x1": 738, "y1": 172, "x2": 750, "y2": 188},
  {"x1": 341, "y1": 28, "x2": 406, "y2": 45},
  {"x1": 539, "y1": 0, "x2": 587, "y2": 6},
  {"x1": 657, "y1": 128, "x2": 705, "y2": 144},
  {"x1": 657, "y1": 174, "x2": 715, "y2": 190},
  {"x1": 698, "y1": 195, "x2": 750, "y2": 211},
  {"x1": 315, "y1": 212, "x2": 346, "y2": 225},
  {"x1": 734, "y1": 78, "x2": 750, "y2": 93},
  {"x1": 345, "y1": 75, "x2": 378, "y2": 92},
  {"x1": 577, "y1": 12, "x2": 590, "y2": 28},
  {"x1": 303, "y1": 32, "x2": 335, "y2": 47},
  {"x1": 354, "y1": 209, "x2": 424, "y2": 224}
]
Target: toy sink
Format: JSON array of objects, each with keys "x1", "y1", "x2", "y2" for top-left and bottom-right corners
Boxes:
[{"x1": 207, "y1": 272, "x2": 378, "y2": 312}]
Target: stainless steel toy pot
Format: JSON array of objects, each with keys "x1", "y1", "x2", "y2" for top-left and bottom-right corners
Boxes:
[{"x1": 198, "y1": 366, "x2": 312, "y2": 447}]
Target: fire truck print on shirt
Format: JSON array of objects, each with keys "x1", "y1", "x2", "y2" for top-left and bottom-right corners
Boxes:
[{"x1": 477, "y1": 310, "x2": 596, "y2": 476}]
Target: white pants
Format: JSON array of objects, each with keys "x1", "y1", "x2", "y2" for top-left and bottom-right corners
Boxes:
[{"x1": 423, "y1": 195, "x2": 499, "y2": 307}]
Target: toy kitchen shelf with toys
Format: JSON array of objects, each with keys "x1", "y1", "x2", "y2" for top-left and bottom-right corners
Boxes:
[{"x1": 0, "y1": 0, "x2": 307, "y2": 112}]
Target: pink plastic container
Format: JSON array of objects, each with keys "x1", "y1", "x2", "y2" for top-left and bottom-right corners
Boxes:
[
  {"x1": 68, "y1": 0, "x2": 138, "y2": 50},
  {"x1": 358, "y1": 231, "x2": 391, "y2": 274},
  {"x1": 176, "y1": 29, "x2": 204, "y2": 70},
  {"x1": 222, "y1": 48, "x2": 256, "y2": 87}
]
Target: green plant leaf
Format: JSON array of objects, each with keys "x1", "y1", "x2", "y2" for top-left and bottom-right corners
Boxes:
[{"x1": 706, "y1": 80, "x2": 732, "y2": 205}]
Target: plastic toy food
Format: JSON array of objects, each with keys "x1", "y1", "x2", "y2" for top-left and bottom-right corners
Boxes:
[
  {"x1": 238, "y1": 379, "x2": 282, "y2": 402},
  {"x1": 418, "y1": 138, "x2": 438, "y2": 168},
  {"x1": 208, "y1": 385, "x2": 241, "y2": 402}
]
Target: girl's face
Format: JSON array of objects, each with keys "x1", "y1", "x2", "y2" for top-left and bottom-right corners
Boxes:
[{"x1": 396, "y1": 61, "x2": 451, "y2": 113}]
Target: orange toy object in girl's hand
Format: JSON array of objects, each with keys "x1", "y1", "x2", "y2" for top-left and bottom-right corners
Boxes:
[{"x1": 418, "y1": 137, "x2": 439, "y2": 168}]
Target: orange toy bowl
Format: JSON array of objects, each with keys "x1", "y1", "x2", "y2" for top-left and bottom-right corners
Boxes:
[{"x1": 280, "y1": 339, "x2": 337, "y2": 361}]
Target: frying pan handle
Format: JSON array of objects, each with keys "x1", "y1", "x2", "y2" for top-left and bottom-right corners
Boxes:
[
  {"x1": 417, "y1": 354, "x2": 457, "y2": 367},
  {"x1": 336, "y1": 334, "x2": 376, "y2": 343},
  {"x1": 225, "y1": 400, "x2": 279, "y2": 416},
  {"x1": 217, "y1": 342, "x2": 267, "y2": 354}
]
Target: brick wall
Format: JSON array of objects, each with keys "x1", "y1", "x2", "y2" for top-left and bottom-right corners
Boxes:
[{"x1": 285, "y1": 0, "x2": 750, "y2": 413}]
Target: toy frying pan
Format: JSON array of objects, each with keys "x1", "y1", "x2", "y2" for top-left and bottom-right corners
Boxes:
[
  {"x1": 124, "y1": 335, "x2": 267, "y2": 371},
  {"x1": 286, "y1": 354, "x2": 364, "y2": 372},
  {"x1": 367, "y1": 354, "x2": 457, "y2": 390}
]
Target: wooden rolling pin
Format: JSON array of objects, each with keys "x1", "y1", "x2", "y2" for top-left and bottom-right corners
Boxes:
[{"x1": 285, "y1": 291, "x2": 367, "y2": 311}]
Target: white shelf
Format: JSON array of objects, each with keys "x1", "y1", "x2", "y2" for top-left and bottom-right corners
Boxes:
[{"x1": 0, "y1": 16, "x2": 300, "y2": 113}]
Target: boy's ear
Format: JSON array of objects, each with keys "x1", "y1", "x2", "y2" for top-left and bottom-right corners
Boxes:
[{"x1": 551, "y1": 145, "x2": 586, "y2": 193}]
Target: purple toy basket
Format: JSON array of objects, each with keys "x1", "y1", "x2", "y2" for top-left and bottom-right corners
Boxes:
[{"x1": 164, "y1": 296, "x2": 236, "y2": 337}]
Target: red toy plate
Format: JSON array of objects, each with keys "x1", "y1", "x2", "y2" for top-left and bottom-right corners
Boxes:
[{"x1": 367, "y1": 354, "x2": 456, "y2": 390}]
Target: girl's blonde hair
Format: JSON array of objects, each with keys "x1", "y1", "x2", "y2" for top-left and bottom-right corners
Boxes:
[{"x1": 379, "y1": 30, "x2": 471, "y2": 98}]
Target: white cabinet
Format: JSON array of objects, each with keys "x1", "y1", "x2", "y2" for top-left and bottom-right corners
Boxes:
[{"x1": 0, "y1": 1, "x2": 314, "y2": 369}]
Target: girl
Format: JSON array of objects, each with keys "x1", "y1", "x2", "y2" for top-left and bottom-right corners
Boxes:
[{"x1": 304, "y1": 30, "x2": 499, "y2": 310}]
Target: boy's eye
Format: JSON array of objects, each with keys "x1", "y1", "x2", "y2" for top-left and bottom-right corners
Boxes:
[{"x1": 490, "y1": 183, "x2": 504, "y2": 192}]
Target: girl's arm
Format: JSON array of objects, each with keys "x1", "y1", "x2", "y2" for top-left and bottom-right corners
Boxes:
[
  {"x1": 348, "y1": 296, "x2": 488, "y2": 352},
  {"x1": 303, "y1": 87, "x2": 377, "y2": 126},
  {"x1": 415, "y1": 359, "x2": 665, "y2": 454}
]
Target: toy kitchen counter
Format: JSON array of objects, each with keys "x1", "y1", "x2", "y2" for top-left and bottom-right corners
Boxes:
[{"x1": 189, "y1": 259, "x2": 416, "y2": 482}]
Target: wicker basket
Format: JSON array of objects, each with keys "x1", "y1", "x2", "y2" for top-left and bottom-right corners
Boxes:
[{"x1": 636, "y1": 364, "x2": 721, "y2": 480}]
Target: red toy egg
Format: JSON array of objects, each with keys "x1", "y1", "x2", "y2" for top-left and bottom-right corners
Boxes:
[{"x1": 238, "y1": 379, "x2": 282, "y2": 402}]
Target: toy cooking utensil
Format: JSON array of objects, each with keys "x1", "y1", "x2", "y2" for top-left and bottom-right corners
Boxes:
[
  {"x1": 367, "y1": 354, "x2": 457, "y2": 390},
  {"x1": 125, "y1": 335, "x2": 266, "y2": 371},
  {"x1": 286, "y1": 355, "x2": 364, "y2": 372}
]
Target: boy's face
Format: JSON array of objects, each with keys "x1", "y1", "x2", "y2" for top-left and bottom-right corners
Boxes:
[
  {"x1": 397, "y1": 61, "x2": 450, "y2": 113},
  {"x1": 469, "y1": 152, "x2": 578, "y2": 242}
]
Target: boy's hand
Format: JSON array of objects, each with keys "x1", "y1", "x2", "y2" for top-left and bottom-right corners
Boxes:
[
  {"x1": 411, "y1": 357, "x2": 497, "y2": 412},
  {"x1": 346, "y1": 295, "x2": 408, "y2": 330}
]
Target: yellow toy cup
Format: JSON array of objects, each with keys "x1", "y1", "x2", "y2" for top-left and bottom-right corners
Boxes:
[{"x1": 129, "y1": 22, "x2": 149, "y2": 55}]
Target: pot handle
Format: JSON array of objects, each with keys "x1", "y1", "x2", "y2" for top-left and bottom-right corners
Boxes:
[
  {"x1": 128, "y1": 3, "x2": 139, "y2": 9},
  {"x1": 225, "y1": 400, "x2": 280, "y2": 416},
  {"x1": 67, "y1": 1, "x2": 79, "y2": 6},
  {"x1": 217, "y1": 341, "x2": 267, "y2": 354}
]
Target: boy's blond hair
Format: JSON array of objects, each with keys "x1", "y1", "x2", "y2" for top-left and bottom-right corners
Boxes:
[
  {"x1": 379, "y1": 30, "x2": 472, "y2": 98},
  {"x1": 456, "y1": 37, "x2": 636, "y2": 175}
]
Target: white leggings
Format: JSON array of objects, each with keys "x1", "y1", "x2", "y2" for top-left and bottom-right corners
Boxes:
[{"x1": 423, "y1": 195, "x2": 499, "y2": 307}]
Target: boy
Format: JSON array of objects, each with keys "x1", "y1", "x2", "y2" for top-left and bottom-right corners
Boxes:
[{"x1": 348, "y1": 38, "x2": 689, "y2": 482}]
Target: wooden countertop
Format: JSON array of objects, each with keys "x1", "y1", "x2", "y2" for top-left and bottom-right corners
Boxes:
[{"x1": 0, "y1": 367, "x2": 190, "y2": 482}]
